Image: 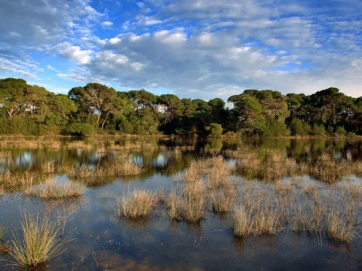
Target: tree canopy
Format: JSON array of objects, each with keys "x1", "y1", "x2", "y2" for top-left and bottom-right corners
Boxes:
[{"x1": 0, "y1": 77, "x2": 361, "y2": 137}]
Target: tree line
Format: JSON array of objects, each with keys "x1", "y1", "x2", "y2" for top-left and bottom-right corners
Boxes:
[{"x1": 0, "y1": 78, "x2": 361, "y2": 137}]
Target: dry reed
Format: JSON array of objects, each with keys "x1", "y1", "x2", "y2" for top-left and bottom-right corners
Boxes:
[
  {"x1": 25, "y1": 179, "x2": 85, "y2": 199},
  {"x1": 6, "y1": 211, "x2": 68, "y2": 267},
  {"x1": 117, "y1": 190, "x2": 157, "y2": 218},
  {"x1": 326, "y1": 210, "x2": 356, "y2": 242},
  {"x1": 168, "y1": 181, "x2": 206, "y2": 223}
]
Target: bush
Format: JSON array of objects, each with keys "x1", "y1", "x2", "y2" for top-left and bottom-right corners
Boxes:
[
  {"x1": 63, "y1": 123, "x2": 95, "y2": 136},
  {"x1": 206, "y1": 123, "x2": 223, "y2": 137},
  {"x1": 335, "y1": 126, "x2": 347, "y2": 136},
  {"x1": 290, "y1": 118, "x2": 310, "y2": 136},
  {"x1": 311, "y1": 123, "x2": 326, "y2": 136},
  {"x1": 263, "y1": 119, "x2": 290, "y2": 136},
  {"x1": 0, "y1": 117, "x2": 40, "y2": 135}
]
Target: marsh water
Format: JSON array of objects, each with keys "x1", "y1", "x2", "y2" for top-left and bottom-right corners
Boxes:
[{"x1": 1, "y1": 136, "x2": 362, "y2": 270}]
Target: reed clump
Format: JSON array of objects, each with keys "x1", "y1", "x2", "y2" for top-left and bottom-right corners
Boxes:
[
  {"x1": 41, "y1": 161, "x2": 56, "y2": 174},
  {"x1": 326, "y1": 210, "x2": 356, "y2": 242},
  {"x1": 210, "y1": 186, "x2": 237, "y2": 213},
  {"x1": 337, "y1": 181, "x2": 362, "y2": 199},
  {"x1": 6, "y1": 211, "x2": 68, "y2": 267},
  {"x1": 62, "y1": 159, "x2": 143, "y2": 179},
  {"x1": 25, "y1": 179, "x2": 85, "y2": 199},
  {"x1": 0, "y1": 224, "x2": 7, "y2": 255},
  {"x1": 207, "y1": 156, "x2": 233, "y2": 189},
  {"x1": 111, "y1": 160, "x2": 143, "y2": 176},
  {"x1": 117, "y1": 190, "x2": 157, "y2": 218},
  {"x1": 233, "y1": 182, "x2": 285, "y2": 237},
  {"x1": 233, "y1": 203, "x2": 283, "y2": 237},
  {"x1": 168, "y1": 181, "x2": 206, "y2": 223},
  {"x1": 0, "y1": 171, "x2": 41, "y2": 192},
  {"x1": 182, "y1": 160, "x2": 208, "y2": 183},
  {"x1": 0, "y1": 151, "x2": 11, "y2": 158},
  {"x1": 290, "y1": 195, "x2": 326, "y2": 234},
  {"x1": 206, "y1": 156, "x2": 238, "y2": 212},
  {"x1": 274, "y1": 180, "x2": 292, "y2": 194}
]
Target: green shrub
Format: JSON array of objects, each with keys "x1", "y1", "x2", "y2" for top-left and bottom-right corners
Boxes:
[
  {"x1": 63, "y1": 122, "x2": 95, "y2": 136},
  {"x1": 206, "y1": 123, "x2": 223, "y2": 137}
]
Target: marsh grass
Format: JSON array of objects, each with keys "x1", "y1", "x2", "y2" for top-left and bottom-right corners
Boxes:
[
  {"x1": 182, "y1": 160, "x2": 208, "y2": 183},
  {"x1": 0, "y1": 151, "x2": 11, "y2": 158},
  {"x1": 25, "y1": 179, "x2": 85, "y2": 199},
  {"x1": 41, "y1": 161, "x2": 56, "y2": 174},
  {"x1": 290, "y1": 196, "x2": 326, "y2": 234},
  {"x1": 6, "y1": 211, "x2": 68, "y2": 267},
  {"x1": 0, "y1": 224, "x2": 5, "y2": 242},
  {"x1": 210, "y1": 187, "x2": 237, "y2": 213},
  {"x1": 117, "y1": 190, "x2": 157, "y2": 218},
  {"x1": 111, "y1": 160, "x2": 143, "y2": 176},
  {"x1": 274, "y1": 180, "x2": 292, "y2": 194},
  {"x1": 207, "y1": 156, "x2": 233, "y2": 190},
  {"x1": 233, "y1": 203, "x2": 283, "y2": 237},
  {"x1": 232, "y1": 182, "x2": 285, "y2": 237},
  {"x1": 0, "y1": 171, "x2": 42, "y2": 193},
  {"x1": 168, "y1": 181, "x2": 206, "y2": 223},
  {"x1": 326, "y1": 210, "x2": 356, "y2": 242},
  {"x1": 308, "y1": 160, "x2": 347, "y2": 183},
  {"x1": 337, "y1": 180, "x2": 362, "y2": 199},
  {"x1": 62, "y1": 158, "x2": 143, "y2": 180},
  {"x1": 0, "y1": 224, "x2": 7, "y2": 255}
]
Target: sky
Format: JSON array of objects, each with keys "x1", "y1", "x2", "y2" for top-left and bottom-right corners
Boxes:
[{"x1": 0, "y1": 0, "x2": 361, "y2": 101}]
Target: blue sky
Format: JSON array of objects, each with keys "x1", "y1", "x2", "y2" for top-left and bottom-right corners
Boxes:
[{"x1": 0, "y1": 0, "x2": 361, "y2": 100}]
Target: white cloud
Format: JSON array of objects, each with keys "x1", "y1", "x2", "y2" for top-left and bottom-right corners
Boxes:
[
  {"x1": 131, "y1": 62, "x2": 146, "y2": 71},
  {"x1": 1, "y1": 0, "x2": 362, "y2": 100},
  {"x1": 57, "y1": 73, "x2": 86, "y2": 82},
  {"x1": 56, "y1": 42, "x2": 93, "y2": 64},
  {"x1": 102, "y1": 21, "x2": 113, "y2": 27},
  {"x1": 0, "y1": 54, "x2": 40, "y2": 79}
]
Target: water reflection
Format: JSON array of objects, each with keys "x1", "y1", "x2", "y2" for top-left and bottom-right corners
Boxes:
[{"x1": 1, "y1": 137, "x2": 362, "y2": 270}]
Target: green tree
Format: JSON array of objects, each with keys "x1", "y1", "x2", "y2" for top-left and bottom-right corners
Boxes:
[
  {"x1": 228, "y1": 95, "x2": 266, "y2": 136},
  {"x1": 0, "y1": 78, "x2": 28, "y2": 119},
  {"x1": 68, "y1": 83, "x2": 117, "y2": 129},
  {"x1": 205, "y1": 123, "x2": 223, "y2": 137}
]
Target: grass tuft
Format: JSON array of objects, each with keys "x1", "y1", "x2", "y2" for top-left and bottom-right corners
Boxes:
[
  {"x1": 117, "y1": 190, "x2": 157, "y2": 218},
  {"x1": 6, "y1": 211, "x2": 68, "y2": 267},
  {"x1": 326, "y1": 210, "x2": 356, "y2": 242},
  {"x1": 25, "y1": 179, "x2": 85, "y2": 199}
]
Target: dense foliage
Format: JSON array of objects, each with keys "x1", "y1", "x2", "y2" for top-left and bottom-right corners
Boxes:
[{"x1": 0, "y1": 78, "x2": 361, "y2": 137}]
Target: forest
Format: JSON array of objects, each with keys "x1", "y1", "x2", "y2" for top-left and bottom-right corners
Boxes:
[{"x1": 0, "y1": 77, "x2": 361, "y2": 137}]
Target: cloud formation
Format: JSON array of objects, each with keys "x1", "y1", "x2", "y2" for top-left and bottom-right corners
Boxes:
[{"x1": 0, "y1": 0, "x2": 361, "y2": 100}]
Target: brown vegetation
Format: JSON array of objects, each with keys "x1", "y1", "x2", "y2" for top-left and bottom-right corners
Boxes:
[{"x1": 117, "y1": 190, "x2": 157, "y2": 218}]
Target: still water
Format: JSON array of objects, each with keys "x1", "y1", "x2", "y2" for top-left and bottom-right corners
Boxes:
[{"x1": 0, "y1": 137, "x2": 362, "y2": 270}]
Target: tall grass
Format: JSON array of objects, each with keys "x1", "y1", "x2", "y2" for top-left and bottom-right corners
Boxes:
[
  {"x1": 0, "y1": 224, "x2": 7, "y2": 255},
  {"x1": 168, "y1": 181, "x2": 206, "y2": 223},
  {"x1": 117, "y1": 190, "x2": 157, "y2": 218},
  {"x1": 6, "y1": 211, "x2": 68, "y2": 267},
  {"x1": 25, "y1": 179, "x2": 85, "y2": 199},
  {"x1": 326, "y1": 210, "x2": 355, "y2": 242},
  {"x1": 62, "y1": 158, "x2": 143, "y2": 179},
  {"x1": 0, "y1": 171, "x2": 38, "y2": 192},
  {"x1": 233, "y1": 195, "x2": 284, "y2": 237}
]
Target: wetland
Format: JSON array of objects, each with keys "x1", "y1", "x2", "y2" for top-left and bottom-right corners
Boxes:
[{"x1": 0, "y1": 136, "x2": 362, "y2": 270}]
